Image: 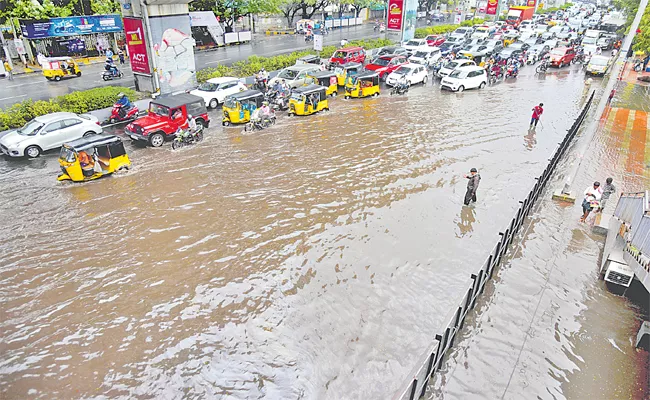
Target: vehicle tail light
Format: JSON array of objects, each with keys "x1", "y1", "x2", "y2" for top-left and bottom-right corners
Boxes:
[{"x1": 96, "y1": 121, "x2": 101, "y2": 125}]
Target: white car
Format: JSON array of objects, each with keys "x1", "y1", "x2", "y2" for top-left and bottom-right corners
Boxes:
[
  {"x1": 268, "y1": 64, "x2": 321, "y2": 88},
  {"x1": 440, "y1": 66, "x2": 488, "y2": 92},
  {"x1": 437, "y1": 59, "x2": 476, "y2": 78},
  {"x1": 453, "y1": 26, "x2": 473, "y2": 39},
  {"x1": 190, "y1": 77, "x2": 247, "y2": 109},
  {"x1": 0, "y1": 112, "x2": 102, "y2": 158},
  {"x1": 409, "y1": 47, "x2": 441, "y2": 66},
  {"x1": 402, "y1": 38, "x2": 429, "y2": 55},
  {"x1": 385, "y1": 64, "x2": 429, "y2": 86},
  {"x1": 585, "y1": 55, "x2": 611, "y2": 76},
  {"x1": 472, "y1": 26, "x2": 492, "y2": 40}
]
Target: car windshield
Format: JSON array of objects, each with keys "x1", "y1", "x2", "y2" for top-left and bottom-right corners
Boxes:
[
  {"x1": 582, "y1": 37, "x2": 597, "y2": 45},
  {"x1": 449, "y1": 70, "x2": 467, "y2": 78},
  {"x1": 372, "y1": 58, "x2": 391, "y2": 66},
  {"x1": 224, "y1": 97, "x2": 237, "y2": 108},
  {"x1": 510, "y1": 43, "x2": 523, "y2": 49},
  {"x1": 290, "y1": 92, "x2": 304, "y2": 101},
  {"x1": 413, "y1": 51, "x2": 430, "y2": 58},
  {"x1": 550, "y1": 49, "x2": 565, "y2": 56},
  {"x1": 277, "y1": 69, "x2": 299, "y2": 79},
  {"x1": 590, "y1": 57, "x2": 608, "y2": 66},
  {"x1": 198, "y1": 82, "x2": 218, "y2": 92},
  {"x1": 332, "y1": 51, "x2": 348, "y2": 59},
  {"x1": 445, "y1": 61, "x2": 460, "y2": 69},
  {"x1": 149, "y1": 103, "x2": 170, "y2": 116},
  {"x1": 378, "y1": 48, "x2": 395, "y2": 55},
  {"x1": 406, "y1": 40, "x2": 420, "y2": 46},
  {"x1": 17, "y1": 119, "x2": 44, "y2": 136},
  {"x1": 393, "y1": 67, "x2": 412, "y2": 75}
]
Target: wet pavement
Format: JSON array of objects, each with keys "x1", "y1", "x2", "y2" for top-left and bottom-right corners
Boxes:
[
  {"x1": 0, "y1": 24, "x2": 384, "y2": 109},
  {"x1": 425, "y1": 69, "x2": 649, "y2": 400},
  {"x1": 0, "y1": 65, "x2": 614, "y2": 398}
]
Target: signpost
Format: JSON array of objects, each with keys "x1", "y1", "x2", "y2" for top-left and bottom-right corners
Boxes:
[{"x1": 313, "y1": 34, "x2": 323, "y2": 52}]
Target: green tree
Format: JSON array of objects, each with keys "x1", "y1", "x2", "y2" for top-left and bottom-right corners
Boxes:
[{"x1": 191, "y1": 0, "x2": 282, "y2": 30}]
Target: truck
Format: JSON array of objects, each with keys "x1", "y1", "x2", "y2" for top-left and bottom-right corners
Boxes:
[{"x1": 506, "y1": 6, "x2": 535, "y2": 28}]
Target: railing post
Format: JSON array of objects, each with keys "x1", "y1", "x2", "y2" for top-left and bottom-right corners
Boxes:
[{"x1": 409, "y1": 379, "x2": 418, "y2": 400}]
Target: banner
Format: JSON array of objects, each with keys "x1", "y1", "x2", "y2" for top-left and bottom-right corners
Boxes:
[
  {"x1": 402, "y1": 0, "x2": 418, "y2": 41},
  {"x1": 486, "y1": 0, "x2": 499, "y2": 15},
  {"x1": 123, "y1": 17, "x2": 151, "y2": 75},
  {"x1": 189, "y1": 11, "x2": 219, "y2": 27},
  {"x1": 19, "y1": 15, "x2": 123, "y2": 39},
  {"x1": 149, "y1": 15, "x2": 196, "y2": 94},
  {"x1": 387, "y1": 0, "x2": 404, "y2": 30}
]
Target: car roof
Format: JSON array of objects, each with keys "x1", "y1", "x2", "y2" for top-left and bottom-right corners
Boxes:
[
  {"x1": 35, "y1": 112, "x2": 79, "y2": 122},
  {"x1": 590, "y1": 55, "x2": 609, "y2": 61},
  {"x1": 456, "y1": 65, "x2": 484, "y2": 72},
  {"x1": 309, "y1": 70, "x2": 337, "y2": 78},
  {"x1": 64, "y1": 134, "x2": 122, "y2": 151},
  {"x1": 153, "y1": 93, "x2": 204, "y2": 108},
  {"x1": 379, "y1": 54, "x2": 402, "y2": 59},
  {"x1": 286, "y1": 64, "x2": 319, "y2": 71},
  {"x1": 337, "y1": 46, "x2": 363, "y2": 52},
  {"x1": 293, "y1": 84, "x2": 327, "y2": 94},
  {"x1": 206, "y1": 77, "x2": 239, "y2": 84}
]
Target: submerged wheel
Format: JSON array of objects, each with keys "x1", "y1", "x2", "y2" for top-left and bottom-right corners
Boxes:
[
  {"x1": 83, "y1": 131, "x2": 95, "y2": 137},
  {"x1": 373, "y1": 92, "x2": 379, "y2": 97},
  {"x1": 172, "y1": 140, "x2": 183, "y2": 150},
  {"x1": 149, "y1": 133, "x2": 165, "y2": 147},
  {"x1": 457, "y1": 85, "x2": 465, "y2": 92},
  {"x1": 344, "y1": 95, "x2": 350, "y2": 99},
  {"x1": 331, "y1": 91, "x2": 337, "y2": 97},
  {"x1": 25, "y1": 145, "x2": 41, "y2": 158},
  {"x1": 423, "y1": 75, "x2": 428, "y2": 84},
  {"x1": 54, "y1": 76, "x2": 61, "y2": 82},
  {"x1": 195, "y1": 132, "x2": 204, "y2": 142},
  {"x1": 479, "y1": 81, "x2": 486, "y2": 89},
  {"x1": 222, "y1": 121, "x2": 230, "y2": 126}
]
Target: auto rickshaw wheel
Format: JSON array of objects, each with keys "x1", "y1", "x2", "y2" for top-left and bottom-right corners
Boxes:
[
  {"x1": 373, "y1": 92, "x2": 379, "y2": 97},
  {"x1": 344, "y1": 95, "x2": 350, "y2": 99},
  {"x1": 54, "y1": 76, "x2": 61, "y2": 82},
  {"x1": 76, "y1": 72, "x2": 82, "y2": 77},
  {"x1": 222, "y1": 121, "x2": 230, "y2": 126},
  {"x1": 331, "y1": 91, "x2": 337, "y2": 97}
]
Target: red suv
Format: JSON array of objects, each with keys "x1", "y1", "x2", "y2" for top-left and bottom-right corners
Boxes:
[
  {"x1": 364, "y1": 55, "x2": 409, "y2": 79},
  {"x1": 329, "y1": 47, "x2": 366, "y2": 66},
  {"x1": 425, "y1": 35, "x2": 445, "y2": 46},
  {"x1": 549, "y1": 46, "x2": 576, "y2": 68},
  {"x1": 125, "y1": 94, "x2": 210, "y2": 147}
]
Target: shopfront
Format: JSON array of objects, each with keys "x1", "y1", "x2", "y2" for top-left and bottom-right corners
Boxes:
[{"x1": 19, "y1": 15, "x2": 124, "y2": 58}]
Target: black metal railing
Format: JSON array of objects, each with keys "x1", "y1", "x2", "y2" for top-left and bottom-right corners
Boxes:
[{"x1": 393, "y1": 90, "x2": 596, "y2": 400}]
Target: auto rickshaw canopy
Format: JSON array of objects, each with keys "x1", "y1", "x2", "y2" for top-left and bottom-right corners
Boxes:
[
  {"x1": 227, "y1": 89, "x2": 264, "y2": 102},
  {"x1": 350, "y1": 70, "x2": 380, "y2": 83},
  {"x1": 292, "y1": 84, "x2": 327, "y2": 100},
  {"x1": 63, "y1": 134, "x2": 124, "y2": 152},
  {"x1": 41, "y1": 56, "x2": 76, "y2": 70}
]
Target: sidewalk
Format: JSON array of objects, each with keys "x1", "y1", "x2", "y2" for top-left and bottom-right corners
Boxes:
[
  {"x1": 9, "y1": 55, "x2": 108, "y2": 75},
  {"x1": 428, "y1": 64, "x2": 649, "y2": 400}
]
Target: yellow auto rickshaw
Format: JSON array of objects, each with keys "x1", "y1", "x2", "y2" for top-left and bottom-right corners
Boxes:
[
  {"x1": 333, "y1": 62, "x2": 363, "y2": 86},
  {"x1": 344, "y1": 71, "x2": 380, "y2": 99},
  {"x1": 288, "y1": 84, "x2": 329, "y2": 116},
  {"x1": 503, "y1": 33, "x2": 519, "y2": 47},
  {"x1": 42, "y1": 56, "x2": 82, "y2": 81},
  {"x1": 58, "y1": 134, "x2": 131, "y2": 182},
  {"x1": 305, "y1": 70, "x2": 338, "y2": 97},
  {"x1": 222, "y1": 89, "x2": 264, "y2": 126}
]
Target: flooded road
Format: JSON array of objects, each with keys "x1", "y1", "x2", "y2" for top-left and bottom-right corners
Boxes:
[{"x1": 0, "y1": 66, "x2": 604, "y2": 398}]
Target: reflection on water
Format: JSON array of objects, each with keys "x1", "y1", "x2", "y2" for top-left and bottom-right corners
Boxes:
[
  {"x1": 524, "y1": 127, "x2": 537, "y2": 151},
  {"x1": 0, "y1": 67, "x2": 600, "y2": 398}
]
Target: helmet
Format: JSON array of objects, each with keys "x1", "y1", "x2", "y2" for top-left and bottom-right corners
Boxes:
[
  {"x1": 188, "y1": 114, "x2": 193, "y2": 119},
  {"x1": 263, "y1": 101, "x2": 269, "y2": 106},
  {"x1": 539, "y1": 103, "x2": 544, "y2": 106},
  {"x1": 117, "y1": 92, "x2": 125, "y2": 98},
  {"x1": 470, "y1": 168, "x2": 477, "y2": 173}
]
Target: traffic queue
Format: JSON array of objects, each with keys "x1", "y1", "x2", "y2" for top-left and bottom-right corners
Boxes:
[{"x1": 0, "y1": 3, "x2": 621, "y2": 184}]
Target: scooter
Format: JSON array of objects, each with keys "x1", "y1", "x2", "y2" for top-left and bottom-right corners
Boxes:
[
  {"x1": 244, "y1": 114, "x2": 276, "y2": 132},
  {"x1": 526, "y1": 53, "x2": 538, "y2": 65},
  {"x1": 535, "y1": 58, "x2": 550, "y2": 74},
  {"x1": 505, "y1": 64, "x2": 519, "y2": 78},
  {"x1": 266, "y1": 90, "x2": 289, "y2": 111},
  {"x1": 172, "y1": 125, "x2": 204, "y2": 150},
  {"x1": 102, "y1": 69, "x2": 123, "y2": 81},
  {"x1": 106, "y1": 103, "x2": 139, "y2": 124},
  {"x1": 390, "y1": 82, "x2": 410, "y2": 95},
  {"x1": 633, "y1": 59, "x2": 643, "y2": 72}
]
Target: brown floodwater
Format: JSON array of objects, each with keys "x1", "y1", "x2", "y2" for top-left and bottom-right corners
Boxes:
[{"x1": 0, "y1": 66, "x2": 607, "y2": 398}]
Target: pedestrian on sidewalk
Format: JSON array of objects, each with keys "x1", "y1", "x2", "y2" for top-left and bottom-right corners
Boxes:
[
  {"x1": 463, "y1": 168, "x2": 481, "y2": 206},
  {"x1": 530, "y1": 102, "x2": 543, "y2": 129},
  {"x1": 118, "y1": 49, "x2": 125, "y2": 64},
  {"x1": 580, "y1": 181, "x2": 602, "y2": 222},
  {"x1": 3, "y1": 59, "x2": 13, "y2": 81},
  {"x1": 599, "y1": 177, "x2": 616, "y2": 212},
  {"x1": 607, "y1": 88, "x2": 616, "y2": 104}
]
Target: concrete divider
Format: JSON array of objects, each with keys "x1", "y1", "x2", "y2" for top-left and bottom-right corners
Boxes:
[{"x1": 88, "y1": 99, "x2": 152, "y2": 124}]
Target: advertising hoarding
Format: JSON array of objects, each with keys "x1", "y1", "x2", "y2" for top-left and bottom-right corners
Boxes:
[
  {"x1": 123, "y1": 17, "x2": 151, "y2": 75},
  {"x1": 486, "y1": 0, "x2": 499, "y2": 15},
  {"x1": 189, "y1": 11, "x2": 220, "y2": 27},
  {"x1": 387, "y1": 0, "x2": 404, "y2": 30},
  {"x1": 19, "y1": 15, "x2": 123, "y2": 39},
  {"x1": 149, "y1": 15, "x2": 197, "y2": 94},
  {"x1": 402, "y1": 0, "x2": 418, "y2": 41}
]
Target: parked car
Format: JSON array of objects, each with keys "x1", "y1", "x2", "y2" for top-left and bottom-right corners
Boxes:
[
  {"x1": 540, "y1": 31, "x2": 556, "y2": 41},
  {"x1": 549, "y1": 46, "x2": 576, "y2": 67},
  {"x1": 385, "y1": 64, "x2": 429, "y2": 86},
  {"x1": 453, "y1": 26, "x2": 474, "y2": 39},
  {"x1": 543, "y1": 39, "x2": 560, "y2": 49},
  {"x1": 508, "y1": 41, "x2": 531, "y2": 52},
  {"x1": 409, "y1": 47, "x2": 442, "y2": 66},
  {"x1": 484, "y1": 39, "x2": 504, "y2": 54},
  {"x1": 524, "y1": 37, "x2": 541, "y2": 47},
  {"x1": 472, "y1": 26, "x2": 492, "y2": 40},
  {"x1": 425, "y1": 34, "x2": 445, "y2": 47},
  {"x1": 377, "y1": 46, "x2": 409, "y2": 57},
  {"x1": 465, "y1": 37, "x2": 486, "y2": 47},
  {"x1": 189, "y1": 77, "x2": 247, "y2": 109},
  {"x1": 440, "y1": 65, "x2": 487, "y2": 92},
  {"x1": 364, "y1": 54, "x2": 409, "y2": 79},
  {"x1": 437, "y1": 59, "x2": 476, "y2": 78},
  {"x1": 585, "y1": 55, "x2": 612, "y2": 75},
  {"x1": 402, "y1": 38, "x2": 429, "y2": 55},
  {"x1": 0, "y1": 112, "x2": 102, "y2": 158},
  {"x1": 439, "y1": 42, "x2": 463, "y2": 56},
  {"x1": 444, "y1": 35, "x2": 468, "y2": 48},
  {"x1": 268, "y1": 64, "x2": 321, "y2": 88},
  {"x1": 534, "y1": 24, "x2": 550, "y2": 35},
  {"x1": 125, "y1": 93, "x2": 210, "y2": 147}
]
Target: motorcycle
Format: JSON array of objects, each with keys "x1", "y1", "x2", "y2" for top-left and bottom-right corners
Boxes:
[
  {"x1": 574, "y1": 53, "x2": 586, "y2": 64},
  {"x1": 390, "y1": 82, "x2": 410, "y2": 95},
  {"x1": 305, "y1": 34, "x2": 314, "y2": 42},
  {"x1": 244, "y1": 114, "x2": 276, "y2": 132},
  {"x1": 488, "y1": 65, "x2": 504, "y2": 84},
  {"x1": 535, "y1": 59, "x2": 550, "y2": 74},
  {"x1": 102, "y1": 69, "x2": 123, "y2": 81},
  {"x1": 633, "y1": 59, "x2": 643, "y2": 72},
  {"x1": 254, "y1": 76, "x2": 268, "y2": 92},
  {"x1": 172, "y1": 125, "x2": 204, "y2": 150},
  {"x1": 526, "y1": 53, "x2": 538, "y2": 65},
  {"x1": 106, "y1": 103, "x2": 139, "y2": 124},
  {"x1": 505, "y1": 64, "x2": 519, "y2": 79},
  {"x1": 266, "y1": 90, "x2": 289, "y2": 111}
]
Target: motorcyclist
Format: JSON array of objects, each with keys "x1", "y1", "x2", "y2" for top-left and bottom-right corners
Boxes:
[
  {"x1": 272, "y1": 80, "x2": 283, "y2": 94},
  {"x1": 115, "y1": 93, "x2": 132, "y2": 118},
  {"x1": 280, "y1": 79, "x2": 291, "y2": 95},
  {"x1": 260, "y1": 101, "x2": 274, "y2": 124},
  {"x1": 256, "y1": 68, "x2": 268, "y2": 90},
  {"x1": 186, "y1": 114, "x2": 197, "y2": 133},
  {"x1": 396, "y1": 74, "x2": 409, "y2": 92},
  {"x1": 105, "y1": 60, "x2": 119, "y2": 77}
]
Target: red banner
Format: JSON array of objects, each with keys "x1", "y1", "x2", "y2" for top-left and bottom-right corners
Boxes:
[
  {"x1": 387, "y1": 0, "x2": 404, "y2": 30},
  {"x1": 527, "y1": 0, "x2": 536, "y2": 8},
  {"x1": 486, "y1": 0, "x2": 499, "y2": 15},
  {"x1": 123, "y1": 17, "x2": 151, "y2": 75}
]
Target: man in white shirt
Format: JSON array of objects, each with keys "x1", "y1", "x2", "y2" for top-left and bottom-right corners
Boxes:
[{"x1": 580, "y1": 181, "x2": 602, "y2": 222}]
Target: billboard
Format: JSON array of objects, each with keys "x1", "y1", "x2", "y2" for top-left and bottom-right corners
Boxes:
[
  {"x1": 189, "y1": 11, "x2": 219, "y2": 27},
  {"x1": 19, "y1": 15, "x2": 123, "y2": 39},
  {"x1": 402, "y1": 0, "x2": 418, "y2": 41},
  {"x1": 149, "y1": 15, "x2": 196, "y2": 94},
  {"x1": 387, "y1": 0, "x2": 404, "y2": 30},
  {"x1": 123, "y1": 17, "x2": 151, "y2": 75},
  {"x1": 486, "y1": 0, "x2": 499, "y2": 15}
]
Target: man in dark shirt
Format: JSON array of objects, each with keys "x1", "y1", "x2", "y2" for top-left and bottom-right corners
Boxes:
[{"x1": 463, "y1": 168, "x2": 481, "y2": 205}]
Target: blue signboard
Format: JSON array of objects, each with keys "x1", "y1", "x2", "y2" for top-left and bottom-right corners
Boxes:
[{"x1": 19, "y1": 15, "x2": 123, "y2": 39}]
